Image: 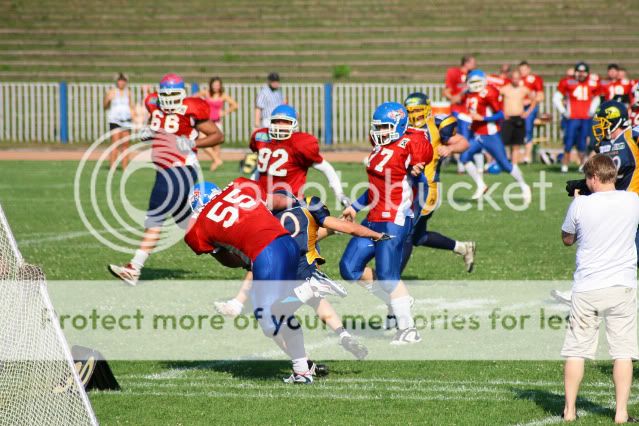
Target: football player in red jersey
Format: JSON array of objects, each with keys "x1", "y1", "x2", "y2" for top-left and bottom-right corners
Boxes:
[
  {"x1": 108, "y1": 73, "x2": 224, "y2": 286},
  {"x1": 553, "y1": 62, "x2": 601, "y2": 173},
  {"x1": 249, "y1": 104, "x2": 348, "y2": 205},
  {"x1": 630, "y1": 83, "x2": 639, "y2": 128},
  {"x1": 459, "y1": 70, "x2": 532, "y2": 202},
  {"x1": 184, "y1": 177, "x2": 317, "y2": 384},
  {"x1": 340, "y1": 102, "x2": 433, "y2": 345},
  {"x1": 518, "y1": 61, "x2": 545, "y2": 163},
  {"x1": 599, "y1": 64, "x2": 633, "y2": 104}
]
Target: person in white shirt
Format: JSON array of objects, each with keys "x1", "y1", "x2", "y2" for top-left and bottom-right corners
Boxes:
[
  {"x1": 104, "y1": 73, "x2": 135, "y2": 170},
  {"x1": 560, "y1": 154, "x2": 639, "y2": 423}
]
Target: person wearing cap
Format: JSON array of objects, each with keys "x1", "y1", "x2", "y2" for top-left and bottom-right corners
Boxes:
[
  {"x1": 255, "y1": 72, "x2": 286, "y2": 129},
  {"x1": 553, "y1": 62, "x2": 601, "y2": 173}
]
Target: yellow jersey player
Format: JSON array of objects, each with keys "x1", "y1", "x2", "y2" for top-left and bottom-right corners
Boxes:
[{"x1": 401, "y1": 92, "x2": 476, "y2": 273}]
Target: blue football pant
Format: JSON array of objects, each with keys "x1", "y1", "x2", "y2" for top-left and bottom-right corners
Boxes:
[
  {"x1": 339, "y1": 220, "x2": 410, "y2": 293},
  {"x1": 250, "y1": 235, "x2": 306, "y2": 358},
  {"x1": 460, "y1": 134, "x2": 513, "y2": 173},
  {"x1": 524, "y1": 105, "x2": 539, "y2": 144},
  {"x1": 563, "y1": 119, "x2": 590, "y2": 153}
]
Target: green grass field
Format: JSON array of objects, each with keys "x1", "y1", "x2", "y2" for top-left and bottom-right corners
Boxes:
[{"x1": 0, "y1": 159, "x2": 636, "y2": 425}]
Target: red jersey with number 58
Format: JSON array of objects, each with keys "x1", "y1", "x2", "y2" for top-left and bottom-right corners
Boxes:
[
  {"x1": 557, "y1": 79, "x2": 600, "y2": 119},
  {"x1": 144, "y1": 93, "x2": 210, "y2": 169},
  {"x1": 464, "y1": 85, "x2": 502, "y2": 135},
  {"x1": 249, "y1": 129, "x2": 324, "y2": 197},
  {"x1": 184, "y1": 177, "x2": 288, "y2": 263},
  {"x1": 366, "y1": 129, "x2": 433, "y2": 225}
]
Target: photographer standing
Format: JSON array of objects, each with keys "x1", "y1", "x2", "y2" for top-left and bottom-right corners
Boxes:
[{"x1": 560, "y1": 154, "x2": 639, "y2": 423}]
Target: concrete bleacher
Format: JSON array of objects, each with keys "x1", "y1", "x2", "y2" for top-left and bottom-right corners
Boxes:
[{"x1": 1, "y1": 0, "x2": 637, "y2": 82}]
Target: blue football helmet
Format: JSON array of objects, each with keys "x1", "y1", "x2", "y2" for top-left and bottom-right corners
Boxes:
[
  {"x1": 434, "y1": 114, "x2": 458, "y2": 144},
  {"x1": 158, "y1": 73, "x2": 186, "y2": 113},
  {"x1": 269, "y1": 104, "x2": 299, "y2": 140},
  {"x1": 467, "y1": 69, "x2": 487, "y2": 93},
  {"x1": 189, "y1": 181, "x2": 220, "y2": 213},
  {"x1": 370, "y1": 102, "x2": 408, "y2": 146}
]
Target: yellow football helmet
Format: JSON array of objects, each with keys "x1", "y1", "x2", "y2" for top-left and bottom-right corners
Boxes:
[
  {"x1": 403, "y1": 92, "x2": 432, "y2": 128},
  {"x1": 592, "y1": 100, "x2": 629, "y2": 143}
]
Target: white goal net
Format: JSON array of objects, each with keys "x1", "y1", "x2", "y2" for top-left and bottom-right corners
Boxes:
[{"x1": 0, "y1": 204, "x2": 98, "y2": 426}]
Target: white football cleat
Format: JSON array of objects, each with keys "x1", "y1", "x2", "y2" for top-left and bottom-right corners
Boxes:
[
  {"x1": 391, "y1": 327, "x2": 422, "y2": 345},
  {"x1": 471, "y1": 184, "x2": 488, "y2": 200},
  {"x1": 214, "y1": 300, "x2": 243, "y2": 318},
  {"x1": 108, "y1": 263, "x2": 140, "y2": 286},
  {"x1": 460, "y1": 241, "x2": 476, "y2": 273},
  {"x1": 308, "y1": 270, "x2": 348, "y2": 298},
  {"x1": 283, "y1": 371, "x2": 313, "y2": 384},
  {"x1": 561, "y1": 164, "x2": 569, "y2": 174},
  {"x1": 551, "y1": 289, "x2": 572, "y2": 306}
]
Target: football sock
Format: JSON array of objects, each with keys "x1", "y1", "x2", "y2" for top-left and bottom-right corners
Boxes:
[
  {"x1": 509, "y1": 164, "x2": 526, "y2": 186},
  {"x1": 228, "y1": 298, "x2": 244, "y2": 312},
  {"x1": 415, "y1": 231, "x2": 456, "y2": 251},
  {"x1": 292, "y1": 357, "x2": 310, "y2": 375},
  {"x1": 473, "y1": 153, "x2": 485, "y2": 173},
  {"x1": 390, "y1": 296, "x2": 415, "y2": 330},
  {"x1": 130, "y1": 249, "x2": 149, "y2": 271},
  {"x1": 453, "y1": 241, "x2": 467, "y2": 255},
  {"x1": 336, "y1": 327, "x2": 351, "y2": 339},
  {"x1": 365, "y1": 282, "x2": 391, "y2": 304},
  {"x1": 464, "y1": 162, "x2": 486, "y2": 188},
  {"x1": 456, "y1": 156, "x2": 465, "y2": 173}
]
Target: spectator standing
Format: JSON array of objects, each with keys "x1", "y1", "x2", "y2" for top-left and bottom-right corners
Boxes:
[
  {"x1": 500, "y1": 70, "x2": 537, "y2": 164},
  {"x1": 199, "y1": 77, "x2": 238, "y2": 171},
  {"x1": 255, "y1": 72, "x2": 285, "y2": 129},
  {"x1": 560, "y1": 154, "x2": 639, "y2": 423},
  {"x1": 104, "y1": 72, "x2": 135, "y2": 170},
  {"x1": 518, "y1": 61, "x2": 545, "y2": 164}
]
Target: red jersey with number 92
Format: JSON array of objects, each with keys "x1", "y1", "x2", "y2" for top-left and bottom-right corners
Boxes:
[
  {"x1": 184, "y1": 177, "x2": 288, "y2": 263},
  {"x1": 144, "y1": 93, "x2": 210, "y2": 168},
  {"x1": 250, "y1": 129, "x2": 324, "y2": 197},
  {"x1": 366, "y1": 129, "x2": 433, "y2": 225}
]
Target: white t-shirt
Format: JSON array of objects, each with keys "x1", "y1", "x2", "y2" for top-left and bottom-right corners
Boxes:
[{"x1": 562, "y1": 190, "x2": 639, "y2": 292}]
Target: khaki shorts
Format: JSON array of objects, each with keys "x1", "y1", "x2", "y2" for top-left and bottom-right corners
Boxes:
[{"x1": 561, "y1": 286, "x2": 638, "y2": 360}]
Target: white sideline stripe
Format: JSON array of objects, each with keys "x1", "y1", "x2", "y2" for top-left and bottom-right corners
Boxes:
[
  {"x1": 515, "y1": 409, "x2": 592, "y2": 426},
  {"x1": 120, "y1": 375, "x2": 617, "y2": 389},
  {"x1": 19, "y1": 227, "x2": 128, "y2": 245},
  {"x1": 110, "y1": 389, "x2": 514, "y2": 402}
]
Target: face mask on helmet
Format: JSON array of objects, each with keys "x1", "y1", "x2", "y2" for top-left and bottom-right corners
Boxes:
[
  {"x1": 406, "y1": 105, "x2": 431, "y2": 128},
  {"x1": 467, "y1": 76, "x2": 486, "y2": 93},
  {"x1": 158, "y1": 88, "x2": 186, "y2": 113},
  {"x1": 269, "y1": 116, "x2": 298, "y2": 140}
]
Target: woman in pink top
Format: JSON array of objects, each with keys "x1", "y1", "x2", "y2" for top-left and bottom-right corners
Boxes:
[{"x1": 199, "y1": 77, "x2": 238, "y2": 171}]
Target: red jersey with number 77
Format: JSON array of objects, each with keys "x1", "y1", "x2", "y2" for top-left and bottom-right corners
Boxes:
[
  {"x1": 463, "y1": 85, "x2": 502, "y2": 135},
  {"x1": 557, "y1": 78, "x2": 600, "y2": 119},
  {"x1": 365, "y1": 129, "x2": 433, "y2": 226},
  {"x1": 184, "y1": 177, "x2": 289, "y2": 263},
  {"x1": 144, "y1": 93, "x2": 210, "y2": 169},
  {"x1": 249, "y1": 128, "x2": 324, "y2": 197}
]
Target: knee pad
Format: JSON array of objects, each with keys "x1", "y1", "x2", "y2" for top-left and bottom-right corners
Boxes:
[{"x1": 376, "y1": 279, "x2": 399, "y2": 294}]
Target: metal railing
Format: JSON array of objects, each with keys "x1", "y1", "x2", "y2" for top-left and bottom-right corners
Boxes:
[{"x1": 0, "y1": 81, "x2": 562, "y2": 145}]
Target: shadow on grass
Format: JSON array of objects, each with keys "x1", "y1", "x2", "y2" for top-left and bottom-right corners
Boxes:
[
  {"x1": 160, "y1": 360, "x2": 297, "y2": 380},
  {"x1": 512, "y1": 388, "x2": 614, "y2": 420},
  {"x1": 140, "y1": 268, "x2": 190, "y2": 280}
]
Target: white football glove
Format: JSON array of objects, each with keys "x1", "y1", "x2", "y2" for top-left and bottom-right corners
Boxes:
[
  {"x1": 175, "y1": 135, "x2": 196, "y2": 153},
  {"x1": 139, "y1": 126, "x2": 155, "y2": 142}
]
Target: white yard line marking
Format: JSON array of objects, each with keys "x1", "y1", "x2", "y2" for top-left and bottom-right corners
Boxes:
[{"x1": 19, "y1": 226, "x2": 128, "y2": 245}]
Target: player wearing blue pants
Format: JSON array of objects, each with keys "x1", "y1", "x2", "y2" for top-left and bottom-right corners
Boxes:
[
  {"x1": 461, "y1": 70, "x2": 531, "y2": 202},
  {"x1": 563, "y1": 119, "x2": 590, "y2": 155},
  {"x1": 339, "y1": 101, "x2": 433, "y2": 345}
]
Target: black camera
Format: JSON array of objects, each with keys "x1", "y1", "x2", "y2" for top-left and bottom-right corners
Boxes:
[{"x1": 565, "y1": 179, "x2": 591, "y2": 197}]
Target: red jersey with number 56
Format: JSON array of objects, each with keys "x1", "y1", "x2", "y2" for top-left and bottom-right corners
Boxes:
[
  {"x1": 144, "y1": 93, "x2": 210, "y2": 169},
  {"x1": 184, "y1": 177, "x2": 288, "y2": 263},
  {"x1": 366, "y1": 129, "x2": 433, "y2": 225},
  {"x1": 557, "y1": 79, "x2": 600, "y2": 119},
  {"x1": 464, "y1": 85, "x2": 502, "y2": 135},
  {"x1": 249, "y1": 129, "x2": 324, "y2": 197}
]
